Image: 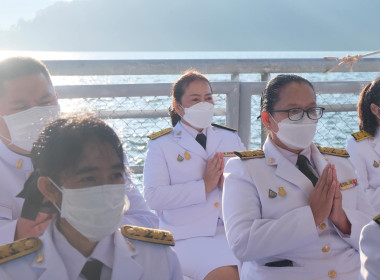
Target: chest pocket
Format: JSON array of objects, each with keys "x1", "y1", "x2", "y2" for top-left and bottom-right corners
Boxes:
[{"x1": 258, "y1": 180, "x2": 310, "y2": 219}]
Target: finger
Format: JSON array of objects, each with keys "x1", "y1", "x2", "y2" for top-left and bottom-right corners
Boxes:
[
  {"x1": 35, "y1": 212, "x2": 55, "y2": 225},
  {"x1": 331, "y1": 164, "x2": 338, "y2": 182},
  {"x1": 326, "y1": 175, "x2": 336, "y2": 202},
  {"x1": 315, "y1": 163, "x2": 329, "y2": 191}
]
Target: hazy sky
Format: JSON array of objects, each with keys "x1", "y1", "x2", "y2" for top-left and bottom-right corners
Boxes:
[
  {"x1": 0, "y1": 0, "x2": 70, "y2": 29},
  {"x1": 1, "y1": 0, "x2": 379, "y2": 51}
]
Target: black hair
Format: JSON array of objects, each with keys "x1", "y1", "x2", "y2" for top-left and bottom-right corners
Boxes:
[
  {"x1": 260, "y1": 74, "x2": 315, "y2": 114},
  {"x1": 0, "y1": 57, "x2": 53, "y2": 97},
  {"x1": 17, "y1": 114, "x2": 126, "y2": 220},
  {"x1": 31, "y1": 113, "x2": 124, "y2": 184},
  {"x1": 168, "y1": 69, "x2": 212, "y2": 126},
  {"x1": 358, "y1": 77, "x2": 380, "y2": 136}
]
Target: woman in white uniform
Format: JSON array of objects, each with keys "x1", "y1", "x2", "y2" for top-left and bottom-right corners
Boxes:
[
  {"x1": 144, "y1": 70, "x2": 245, "y2": 280},
  {"x1": 0, "y1": 114, "x2": 182, "y2": 280},
  {"x1": 223, "y1": 74, "x2": 375, "y2": 280},
  {"x1": 346, "y1": 77, "x2": 380, "y2": 211},
  {"x1": 359, "y1": 215, "x2": 380, "y2": 280}
]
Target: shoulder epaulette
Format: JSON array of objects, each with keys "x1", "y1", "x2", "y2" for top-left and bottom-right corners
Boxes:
[
  {"x1": 373, "y1": 214, "x2": 380, "y2": 225},
  {"x1": 0, "y1": 237, "x2": 42, "y2": 264},
  {"x1": 147, "y1": 128, "x2": 173, "y2": 140},
  {"x1": 121, "y1": 225, "x2": 175, "y2": 246},
  {"x1": 351, "y1": 130, "x2": 372, "y2": 142},
  {"x1": 234, "y1": 150, "x2": 265, "y2": 159},
  {"x1": 317, "y1": 146, "x2": 349, "y2": 157},
  {"x1": 211, "y1": 123, "x2": 237, "y2": 132}
]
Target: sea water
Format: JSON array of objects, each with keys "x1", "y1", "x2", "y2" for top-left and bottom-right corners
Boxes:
[{"x1": 1, "y1": 50, "x2": 380, "y2": 187}]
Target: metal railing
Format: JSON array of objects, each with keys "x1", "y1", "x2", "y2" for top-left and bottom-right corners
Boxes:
[{"x1": 45, "y1": 58, "x2": 380, "y2": 184}]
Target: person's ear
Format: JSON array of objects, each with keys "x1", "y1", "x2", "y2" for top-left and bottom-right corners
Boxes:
[
  {"x1": 173, "y1": 101, "x2": 183, "y2": 116},
  {"x1": 370, "y1": 103, "x2": 379, "y2": 116},
  {"x1": 37, "y1": 176, "x2": 61, "y2": 204},
  {"x1": 261, "y1": 111, "x2": 272, "y2": 130}
]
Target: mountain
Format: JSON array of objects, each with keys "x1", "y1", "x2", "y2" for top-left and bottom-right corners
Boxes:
[{"x1": 0, "y1": 0, "x2": 378, "y2": 51}]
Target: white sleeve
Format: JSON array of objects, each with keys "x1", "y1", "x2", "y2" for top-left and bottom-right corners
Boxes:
[{"x1": 360, "y1": 221, "x2": 380, "y2": 280}]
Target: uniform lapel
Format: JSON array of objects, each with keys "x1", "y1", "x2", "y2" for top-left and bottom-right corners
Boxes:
[
  {"x1": 111, "y1": 231, "x2": 143, "y2": 280},
  {"x1": 265, "y1": 140, "x2": 314, "y2": 198},
  {"x1": 173, "y1": 122, "x2": 208, "y2": 159},
  {"x1": 32, "y1": 226, "x2": 70, "y2": 280},
  {"x1": 205, "y1": 126, "x2": 222, "y2": 156},
  {"x1": 372, "y1": 133, "x2": 380, "y2": 157},
  {"x1": 311, "y1": 144, "x2": 328, "y2": 177}
]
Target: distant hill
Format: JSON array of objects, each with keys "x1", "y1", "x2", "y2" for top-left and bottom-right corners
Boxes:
[{"x1": 0, "y1": 0, "x2": 379, "y2": 51}]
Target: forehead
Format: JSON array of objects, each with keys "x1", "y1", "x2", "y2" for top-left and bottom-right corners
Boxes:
[
  {"x1": 1, "y1": 73, "x2": 54, "y2": 101},
  {"x1": 274, "y1": 82, "x2": 316, "y2": 108},
  {"x1": 183, "y1": 80, "x2": 211, "y2": 96},
  {"x1": 75, "y1": 141, "x2": 121, "y2": 170}
]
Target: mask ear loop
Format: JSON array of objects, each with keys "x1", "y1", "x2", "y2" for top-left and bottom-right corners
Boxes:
[
  {"x1": 268, "y1": 114, "x2": 279, "y2": 135},
  {"x1": 47, "y1": 177, "x2": 63, "y2": 214}
]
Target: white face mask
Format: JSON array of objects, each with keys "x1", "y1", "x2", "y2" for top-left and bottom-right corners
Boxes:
[
  {"x1": 50, "y1": 179, "x2": 129, "y2": 242},
  {"x1": 181, "y1": 102, "x2": 214, "y2": 129},
  {"x1": 271, "y1": 115, "x2": 318, "y2": 150},
  {"x1": 0, "y1": 105, "x2": 60, "y2": 151}
]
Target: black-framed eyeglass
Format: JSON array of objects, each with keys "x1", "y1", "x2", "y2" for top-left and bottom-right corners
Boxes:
[{"x1": 271, "y1": 107, "x2": 325, "y2": 121}]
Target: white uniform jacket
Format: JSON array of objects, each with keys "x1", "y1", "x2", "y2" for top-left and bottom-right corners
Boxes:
[
  {"x1": 0, "y1": 223, "x2": 183, "y2": 280},
  {"x1": 0, "y1": 141, "x2": 33, "y2": 245},
  {"x1": 223, "y1": 139, "x2": 374, "y2": 280},
  {"x1": 359, "y1": 219, "x2": 380, "y2": 280},
  {"x1": 144, "y1": 122, "x2": 245, "y2": 240},
  {"x1": 0, "y1": 143, "x2": 157, "y2": 246},
  {"x1": 346, "y1": 131, "x2": 380, "y2": 211}
]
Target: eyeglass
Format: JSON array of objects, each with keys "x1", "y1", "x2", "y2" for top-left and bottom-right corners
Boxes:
[{"x1": 271, "y1": 107, "x2": 325, "y2": 121}]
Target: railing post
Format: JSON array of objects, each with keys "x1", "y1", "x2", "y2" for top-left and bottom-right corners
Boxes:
[
  {"x1": 260, "y1": 73, "x2": 270, "y2": 148},
  {"x1": 225, "y1": 73, "x2": 240, "y2": 130}
]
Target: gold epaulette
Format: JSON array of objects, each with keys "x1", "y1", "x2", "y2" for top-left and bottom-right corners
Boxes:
[
  {"x1": 147, "y1": 128, "x2": 173, "y2": 140},
  {"x1": 121, "y1": 225, "x2": 175, "y2": 246},
  {"x1": 317, "y1": 146, "x2": 349, "y2": 157},
  {"x1": 234, "y1": 150, "x2": 265, "y2": 159},
  {"x1": 0, "y1": 237, "x2": 42, "y2": 264},
  {"x1": 211, "y1": 123, "x2": 237, "y2": 132},
  {"x1": 351, "y1": 130, "x2": 372, "y2": 142},
  {"x1": 373, "y1": 214, "x2": 380, "y2": 226}
]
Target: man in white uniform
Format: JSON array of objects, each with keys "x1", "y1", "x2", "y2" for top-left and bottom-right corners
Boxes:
[{"x1": 0, "y1": 57, "x2": 157, "y2": 245}]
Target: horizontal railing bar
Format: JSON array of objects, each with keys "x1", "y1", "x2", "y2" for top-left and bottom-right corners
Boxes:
[
  {"x1": 321, "y1": 104, "x2": 357, "y2": 112},
  {"x1": 130, "y1": 165, "x2": 143, "y2": 174},
  {"x1": 86, "y1": 108, "x2": 226, "y2": 119},
  {"x1": 56, "y1": 81, "x2": 238, "y2": 99},
  {"x1": 57, "y1": 81, "x2": 368, "y2": 99},
  {"x1": 44, "y1": 58, "x2": 380, "y2": 76},
  {"x1": 241, "y1": 81, "x2": 368, "y2": 96}
]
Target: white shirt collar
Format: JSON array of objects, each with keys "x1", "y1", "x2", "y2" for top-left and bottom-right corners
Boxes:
[
  {"x1": 180, "y1": 121, "x2": 208, "y2": 138},
  {"x1": 270, "y1": 138, "x2": 313, "y2": 166},
  {"x1": 53, "y1": 221, "x2": 115, "y2": 280}
]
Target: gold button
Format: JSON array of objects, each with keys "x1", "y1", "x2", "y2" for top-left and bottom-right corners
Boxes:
[
  {"x1": 16, "y1": 159, "x2": 23, "y2": 169},
  {"x1": 214, "y1": 202, "x2": 220, "y2": 207},
  {"x1": 370, "y1": 138, "x2": 375, "y2": 142},
  {"x1": 322, "y1": 245, "x2": 330, "y2": 253},
  {"x1": 36, "y1": 252, "x2": 44, "y2": 263},
  {"x1": 268, "y1": 158, "x2": 275, "y2": 163},
  {"x1": 328, "y1": 270, "x2": 337, "y2": 278},
  {"x1": 319, "y1": 222, "x2": 327, "y2": 230}
]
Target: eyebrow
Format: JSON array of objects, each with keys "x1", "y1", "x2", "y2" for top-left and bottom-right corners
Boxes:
[
  {"x1": 189, "y1": 93, "x2": 212, "y2": 96},
  {"x1": 74, "y1": 162, "x2": 125, "y2": 176},
  {"x1": 283, "y1": 102, "x2": 317, "y2": 108},
  {"x1": 38, "y1": 92, "x2": 55, "y2": 101}
]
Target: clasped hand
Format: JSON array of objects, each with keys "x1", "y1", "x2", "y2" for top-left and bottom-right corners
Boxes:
[
  {"x1": 203, "y1": 152, "x2": 225, "y2": 193},
  {"x1": 309, "y1": 163, "x2": 350, "y2": 233}
]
